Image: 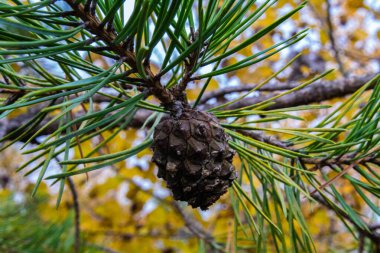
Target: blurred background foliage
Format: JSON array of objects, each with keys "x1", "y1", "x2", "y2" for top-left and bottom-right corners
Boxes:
[{"x1": 0, "y1": 0, "x2": 379, "y2": 252}]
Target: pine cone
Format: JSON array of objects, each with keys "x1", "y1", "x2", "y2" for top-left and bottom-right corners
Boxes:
[{"x1": 151, "y1": 108, "x2": 237, "y2": 210}]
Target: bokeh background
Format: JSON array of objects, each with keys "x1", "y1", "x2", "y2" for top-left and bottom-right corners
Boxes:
[{"x1": 1, "y1": 0, "x2": 380, "y2": 252}]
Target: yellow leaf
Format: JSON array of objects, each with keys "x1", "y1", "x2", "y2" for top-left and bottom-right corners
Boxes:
[
  {"x1": 345, "y1": 0, "x2": 364, "y2": 10},
  {"x1": 320, "y1": 31, "x2": 328, "y2": 45}
]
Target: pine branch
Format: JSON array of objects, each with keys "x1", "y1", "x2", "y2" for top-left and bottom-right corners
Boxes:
[
  {"x1": 63, "y1": 0, "x2": 173, "y2": 105},
  {"x1": 1, "y1": 74, "x2": 377, "y2": 142},
  {"x1": 312, "y1": 193, "x2": 380, "y2": 248},
  {"x1": 1, "y1": 1, "x2": 378, "y2": 252},
  {"x1": 237, "y1": 129, "x2": 380, "y2": 169}
]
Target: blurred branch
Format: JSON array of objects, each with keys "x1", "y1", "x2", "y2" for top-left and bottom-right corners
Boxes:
[
  {"x1": 67, "y1": 177, "x2": 81, "y2": 253},
  {"x1": 226, "y1": 74, "x2": 377, "y2": 110},
  {"x1": 0, "y1": 74, "x2": 377, "y2": 142},
  {"x1": 130, "y1": 186, "x2": 217, "y2": 245},
  {"x1": 370, "y1": 224, "x2": 380, "y2": 231},
  {"x1": 308, "y1": 1, "x2": 347, "y2": 77},
  {"x1": 198, "y1": 81, "x2": 299, "y2": 105},
  {"x1": 171, "y1": 201, "x2": 214, "y2": 242},
  {"x1": 49, "y1": 154, "x2": 81, "y2": 253},
  {"x1": 85, "y1": 199, "x2": 217, "y2": 245},
  {"x1": 116, "y1": 177, "x2": 219, "y2": 249},
  {"x1": 325, "y1": 0, "x2": 347, "y2": 77}
]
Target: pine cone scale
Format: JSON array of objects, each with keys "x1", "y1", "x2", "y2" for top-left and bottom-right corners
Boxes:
[{"x1": 152, "y1": 108, "x2": 237, "y2": 210}]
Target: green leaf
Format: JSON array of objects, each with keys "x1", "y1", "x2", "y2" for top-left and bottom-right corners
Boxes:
[
  {"x1": 0, "y1": 18, "x2": 81, "y2": 36},
  {"x1": 233, "y1": 181, "x2": 281, "y2": 233},
  {"x1": 45, "y1": 139, "x2": 152, "y2": 179},
  {"x1": 0, "y1": 26, "x2": 82, "y2": 48},
  {"x1": 202, "y1": 2, "x2": 306, "y2": 66}
]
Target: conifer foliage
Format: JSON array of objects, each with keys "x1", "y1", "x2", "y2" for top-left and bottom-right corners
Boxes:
[{"x1": 0, "y1": 0, "x2": 379, "y2": 252}]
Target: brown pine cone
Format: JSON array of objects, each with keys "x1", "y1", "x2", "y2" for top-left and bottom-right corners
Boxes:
[{"x1": 151, "y1": 108, "x2": 237, "y2": 210}]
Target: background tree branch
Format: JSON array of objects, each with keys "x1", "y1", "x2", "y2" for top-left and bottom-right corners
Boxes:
[
  {"x1": 1, "y1": 74, "x2": 377, "y2": 142},
  {"x1": 225, "y1": 74, "x2": 376, "y2": 110}
]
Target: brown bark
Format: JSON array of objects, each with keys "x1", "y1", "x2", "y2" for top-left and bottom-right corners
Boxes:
[
  {"x1": 1, "y1": 74, "x2": 378, "y2": 142},
  {"x1": 226, "y1": 74, "x2": 377, "y2": 110}
]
